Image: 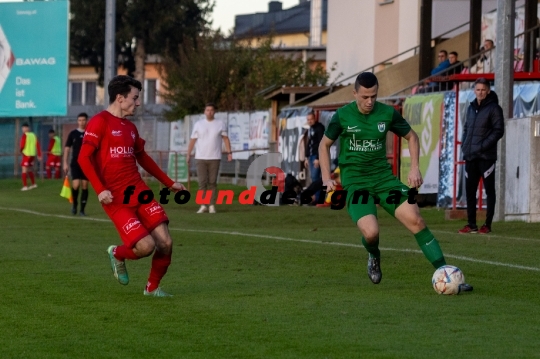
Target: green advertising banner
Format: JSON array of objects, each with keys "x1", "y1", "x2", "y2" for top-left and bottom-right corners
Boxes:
[
  {"x1": 0, "y1": 1, "x2": 69, "y2": 116},
  {"x1": 401, "y1": 93, "x2": 443, "y2": 194},
  {"x1": 167, "y1": 153, "x2": 188, "y2": 183}
]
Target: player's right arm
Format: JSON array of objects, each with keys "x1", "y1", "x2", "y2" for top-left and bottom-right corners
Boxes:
[
  {"x1": 319, "y1": 135, "x2": 336, "y2": 191},
  {"x1": 77, "y1": 117, "x2": 113, "y2": 204},
  {"x1": 320, "y1": 111, "x2": 342, "y2": 191}
]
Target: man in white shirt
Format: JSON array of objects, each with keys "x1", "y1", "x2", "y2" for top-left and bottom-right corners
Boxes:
[{"x1": 187, "y1": 103, "x2": 233, "y2": 213}]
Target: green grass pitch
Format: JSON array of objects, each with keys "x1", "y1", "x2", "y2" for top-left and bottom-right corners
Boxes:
[{"x1": 1, "y1": 178, "x2": 540, "y2": 358}]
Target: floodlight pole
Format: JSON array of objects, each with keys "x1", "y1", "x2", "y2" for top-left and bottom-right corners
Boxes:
[
  {"x1": 493, "y1": 0, "x2": 515, "y2": 222},
  {"x1": 104, "y1": 0, "x2": 116, "y2": 104}
]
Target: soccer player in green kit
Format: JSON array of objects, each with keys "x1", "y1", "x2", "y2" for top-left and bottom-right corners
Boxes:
[{"x1": 319, "y1": 72, "x2": 472, "y2": 292}]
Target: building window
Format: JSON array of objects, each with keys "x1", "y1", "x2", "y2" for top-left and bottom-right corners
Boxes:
[
  {"x1": 70, "y1": 82, "x2": 83, "y2": 105},
  {"x1": 85, "y1": 81, "x2": 96, "y2": 105},
  {"x1": 145, "y1": 79, "x2": 157, "y2": 104}
]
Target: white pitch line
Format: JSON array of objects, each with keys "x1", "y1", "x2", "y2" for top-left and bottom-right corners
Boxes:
[
  {"x1": 168, "y1": 228, "x2": 540, "y2": 272},
  {"x1": 2, "y1": 207, "x2": 539, "y2": 272},
  {"x1": 431, "y1": 229, "x2": 540, "y2": 243}
]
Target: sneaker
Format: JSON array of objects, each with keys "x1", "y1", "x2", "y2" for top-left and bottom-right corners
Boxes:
[
  {"x1": 107, "y1": 245, "x2": 129, "y2": 285},
  {"x1": 458, "y1": 225, "x2": 478, "y2": 234},
  {"x1": 143, "y1": 287, "x2": 173, "y2": 297},
  {"x1": 459, "y1": 283, "x2": 474, "y2": 293},
  {"x1": 20, "y1": 186, "x2": 29, "y2": 191},
  {"x1": 71, "y1": 207, "x2": 77, "y2": 215},
  {"x1": 79, "y1": 211, "x2": 86, "y2": 217},
  {"x1": 478, "y1": 224, "x2": 491, "y2": 234},
  {"x1": 367, "y1": 256, "x2": 382, "y2": 284},
  {"x1": 196, "y1": 205, "x2": 208, "y2": 214},
  {"x1": 29, "y1": 184, "x2": 37, "y2": 189},
  {"x1": 209, "y1": 205, "x2": 216, "y2": 214}
]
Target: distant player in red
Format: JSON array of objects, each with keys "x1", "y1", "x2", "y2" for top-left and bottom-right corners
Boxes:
[
  {"x1": 46, "y1": 129, "x2": 62, "y2": 179},
  {"x1": 20, "y1": 123, "x2": 42, "y2": 191},
  {"x1": 78, "y1": 75, "x2": 186, "y2": 297}
]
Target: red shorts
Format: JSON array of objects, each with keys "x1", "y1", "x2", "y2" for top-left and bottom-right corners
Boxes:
[
  {"x1": 47, "y1": 155, "x2": 61, "y2": 167},
  {"x1": 103, "y1": 200, "x2": 169, "y2": 248},
  {"x1": 21, "y1": 155, "x2": 35, "y2": 167}
]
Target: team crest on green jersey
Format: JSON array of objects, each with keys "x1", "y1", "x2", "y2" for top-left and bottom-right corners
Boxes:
[{"x1": 377, "y1": 122, "x2": 386, "y2": 132}]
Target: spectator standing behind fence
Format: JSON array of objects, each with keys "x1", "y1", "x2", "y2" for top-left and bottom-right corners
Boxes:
[
  {"x1": 19, "y1": 123, "x2": 42, "y2": 191},
  {"x1": 444, "y1": 51, "x2": 464, "y2": 90},
  {"x1": 471, "y1": 40, "x2": 495, "y2": 74},
  {"x1": 187, "y1": 103, "x2": 233, "y2": 214},
  {"x1": 63, "y1": 113, "x2": 89, "y2": 216},
  {"x1": 458, "y1": 78, "x2": 504, "y2": 235},
  {"x1": 46, "y1": 129, "x2": 62, "y2": 179},
  {"x1": 304, "y1": 112, "x2": 325, "y2": 201},
  {"x1": 418, "y1": 50, "x2": 450, "y2": 93}
]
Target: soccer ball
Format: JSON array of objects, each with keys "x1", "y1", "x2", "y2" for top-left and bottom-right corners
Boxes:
[{"x1": 432, "y1": 265, "x2": 465, "y2": 295}]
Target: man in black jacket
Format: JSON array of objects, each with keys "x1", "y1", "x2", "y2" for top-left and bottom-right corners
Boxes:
[
  {"x1": 458, "y1": 77, "x2": 505, "y2": 234},
  {"x1": 304, "y1": 111, "x2": 325, "y2": 187}
]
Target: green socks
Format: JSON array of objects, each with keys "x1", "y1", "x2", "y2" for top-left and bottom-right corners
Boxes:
[
  {"x1": 362, "y1": 236, "x2": 380, "y2": 259},
  {"x1": 414, "y1": 227, "x2": 446, "y2": 269}
]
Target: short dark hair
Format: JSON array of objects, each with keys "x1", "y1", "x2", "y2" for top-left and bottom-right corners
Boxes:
[
  {"x1": 22, "y1": 123, "x2": 29, "y2": 127},
  {"x1": 355, "y1": 72, "x2": 379, "y2": 91},
  {"x1": 108, "y1": 75, "x2": 142, "y2": 104},
  {"x1": 485, "y1": 39, "x2": 494, "y2": 46},
  {"x1": 205, "y1": 102, "x2": 216, "y2": 110},
  {"x1": 77, "y1": 112, "x2": 88, "y2": 119},
  {"x1": 474, "y1": 77, "x2": 490, "y2": 87},
  {"x1": 48, "y1": 129, "x2": 55, "y2": 134},
  {"x1": 439, "y1": 50, "x2": 448, "y2": 56},
  {"x1": 307, "y1": 111, "x2": 315, "y2": 117},
  {"x1": 449, "y1": 51, "x2": 458, "y2": 57}
]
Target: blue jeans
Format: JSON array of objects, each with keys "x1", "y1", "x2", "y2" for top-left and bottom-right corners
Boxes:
[{"x1": 308, "y1": 155, "x2": 321, "y2": 202}]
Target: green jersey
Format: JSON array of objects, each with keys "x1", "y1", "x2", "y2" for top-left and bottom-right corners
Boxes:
[{"x1": 325, "y1": 101, "x2": 411, "y2": 187}]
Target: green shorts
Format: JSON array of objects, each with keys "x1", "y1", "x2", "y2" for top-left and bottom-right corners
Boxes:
[{"x1": 344, "y1": 172, "x2": 411, "y2": 223}]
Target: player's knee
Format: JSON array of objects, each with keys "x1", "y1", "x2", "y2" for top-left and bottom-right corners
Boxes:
[
  {"x1": 156, "y1": 237, "x2": 172, "y2": 255},
  {"x1": 134, "y1": 238, "x2": 155, "y2": 257},
  {"x1": 360, "y1": 227, "x2": 379, "y2": 240}
]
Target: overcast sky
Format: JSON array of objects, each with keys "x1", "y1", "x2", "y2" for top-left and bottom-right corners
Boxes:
[{"x1": 0, "y1": 0, "x2": 302, "y2": 35}]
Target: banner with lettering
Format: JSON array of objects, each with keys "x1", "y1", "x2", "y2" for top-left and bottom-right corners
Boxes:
[
  {"x1": 0, "y1": 1, "x2": 69, "y2": 116},
  {"x1": 401, "y1": 93, "x2": 444, "y2": 194}
]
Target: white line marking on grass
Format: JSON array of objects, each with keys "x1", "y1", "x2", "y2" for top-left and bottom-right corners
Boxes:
[
  {"x1": 432, "y1": 229, "x2": 540, "y2": 243},
  {"x1": 168, "y1": 228, "x2": 540, "y2": 272},
  {"x1": 2, "y1": 207, "x2": 539, "y2": 272}
]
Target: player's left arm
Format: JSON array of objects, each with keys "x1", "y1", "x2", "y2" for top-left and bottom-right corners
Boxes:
[
  {"x1": 134, "y1": 137, "x2": 185, "y2": 191},
  {"x1": 402, "y1": 129, "x2": 423, "y2": 189}
]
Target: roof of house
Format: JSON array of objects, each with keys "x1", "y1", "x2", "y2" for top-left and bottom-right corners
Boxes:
[{"x1": 234, "y1": 0, "x2": 327, "y2": 39}]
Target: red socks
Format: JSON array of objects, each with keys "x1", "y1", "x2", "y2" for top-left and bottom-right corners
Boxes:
[
  {"x1": 46, "y1": 168, "x2": 52, "y2": 179},
  {"x1": 28, "y1": 172, "x2": 35, "y2": 185},
  {"x1": 113, "y1": 245, "x2": 139, "y2": 261},
  {"x1": 146, "y1": 250, "x2": 172, "y2": 293},
  {"x1": 112, "y1": 245, "x2": 172, "y2": 292},
  {"x1": 22, "y1": 173, "x2": 27, "y2": 186}
]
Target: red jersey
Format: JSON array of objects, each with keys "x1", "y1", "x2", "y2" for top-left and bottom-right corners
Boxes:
[{"x1": 78, "y1": 111, "x2": 173, "y2": 206}]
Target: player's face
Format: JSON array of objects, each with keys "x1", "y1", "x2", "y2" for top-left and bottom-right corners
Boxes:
[
  {"x1": 77, "y1": 116, "x2": 87, "y2": 130},
  {"x1": 474, "y1": 83, "x2": 490, "y2": 102},
  {"x1": 21, "y1": 126, "x2": 29, "y2": 133},
  {"x1": 204, "y1": 106, "x2": 215, "y2": 120},
  {"x1": 353, "y1": 85, "x2": 378, "y2": 114},
  {"x1": 120, "y1": 86, "x2": 141, "y2": 117}
]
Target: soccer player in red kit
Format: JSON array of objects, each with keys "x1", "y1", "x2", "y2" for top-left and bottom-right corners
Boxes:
[
  {"x1": 78, "y1": 75, "x2": 185, "y2": 297},
  {"x1": 20, "y1": 123, "x2": 42, "y2": 191}
]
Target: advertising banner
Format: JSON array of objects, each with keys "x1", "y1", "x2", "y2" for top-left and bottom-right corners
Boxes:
[
  {"x1": 249, "y1": 111, "x2": 270, "y2": 155},
  {"x1": 401, "y1": 93, "x2": 443, "y2": 194},
  {"x1": 0, "y1": 1, "x2": 69, "y2": 116},
  {"x1": 228, "y1": 112, "x2": 250, "y2": 160}
]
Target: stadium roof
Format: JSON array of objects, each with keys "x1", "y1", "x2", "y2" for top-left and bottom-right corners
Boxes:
[{"x1": 234, "y1": 0, "x2": 328, "y2": 39}]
